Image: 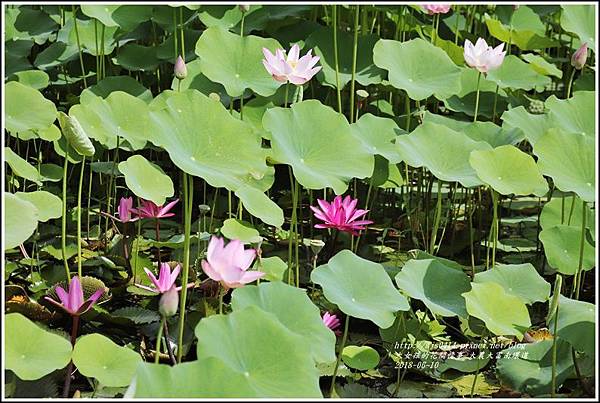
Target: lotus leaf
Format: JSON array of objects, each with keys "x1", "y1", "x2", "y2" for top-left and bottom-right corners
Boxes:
[
  {"x1": 473, "y1": 263, "x2": 550, "y2": 304},
  {"x1": 4, "y1": 193, "x2": 39, "y2": 250},
  {"x1": 539, "y1": 225, "x2": 595, "y2": 275}
]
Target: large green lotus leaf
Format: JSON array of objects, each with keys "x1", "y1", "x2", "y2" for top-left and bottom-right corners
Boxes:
[
  {"x1": 469, "y1": 145, "x2": 548, "y2": 196},
  {"x1": 128, "y1": 358, "x2": 258, "y2": 398},
  {"x1": 396, "y1": 122, "x2": 492, "y2": 187},
  {"x1": 118, "y1": 155, "x2": 174, "y2": 206},
  {"x1": 540, "y1": 196, "x2": 595, "y2": 239},
  {"x1": 474, "y1": 263, "x2": 550, "y2": 305},
  {"x1": 373, "y1": 38, "x2": 461, "y2": 100},
  {"x1": 534, "y1": 129, "x2": 595, "y2": 202},
  {"x1": 57, "y1": 112, "x2": 95, "y2": 157},
  {"x1": 235, "y1": 5, "x2": 314, "y2": 36},
  {"x1": 4, "y1": 147, "x2": 43, "y2": 186},
  {"x1": 496, "y1": 339, "x2": 574, "y2": 396},
  {"x1": 350, "y1": 113, "x2": 404, "y2": 163},
  {"x1": 195, "y1": 306, "x2": 322, "y2": 397},
  {"x1": 148, "y1": 89, "x2": 283, "y2": 227},
  {"x1": 462, "y1": 282, "x2": 531, "y2": 338},
  {"x1": 500, "y1": 106, "x2": 552, "y2": 145},
  {"x1": 486, "y1": 55, "x2": 552, "y2": 91},
  {"x1": 4, "y1": 7, "x2": 58, "y2": 44},
  {"x1": 548, "y1": 295, "x2": 595, "y2": 355},
  {"x1": 311, "y1": 250, "x2": 409, "y2": 328},
  {"x1": 4, "y1": 193, "x2": 39, "y2": 249},
  {"x1": 198, "y1": 5, "x2": 244, "y2": 30},
  {"x1": 539, "y1": 225, "x2": 595, "y2": 275},
  {"x1": 394, "y1": 259, "x2": 471, "y2": 318},
  {"x1": 231, "y1": 281, "x2": 336, "y2": 364},
  {"x1": 342, "y1": 345, "x2": 380, "y2": 371},
  {"x1": 195, "y1": 26, "x2": 282, "y2": 97},
  {"x1": 304, "y1": 26, "x2": 384, "y2": 88},
  {"x1": 70, "y1": 91, "x2": 149, "y2": 150},
  {"x1": 60, "y1": 18, "x2": 118, "y2": 56},
  {"x1": 15, "y1": 191, "x2": 62, "y2": 222},
  {"x1": 256, "y1": 256, "x2": 287, "y2": 282},
  {"x1": 484, "y1": 14, "x2": 557, "y2": 51},
  {"x1": 114, "y1": 43, "x2": 161, "y2": 72},
  {"x1": 80, "y1": 76, "x2": 153, "y2": 104},
  {"x1": 169, "y1": 59, "x2": 230, "y2": 104},
  {"x1": 263, "y1": 100, "x2": 374, "y2": 194},
  {"x1": 423, "y1": 111, "x2": 523, "y2": 147},
  {"x1": 81, "y1": 5, "x2": 153, "y2": 30},
  {"x1": 8, "y1": 69, "x2": 50, "y2": 90},
  {"x1": 6, "y1": 313, "x2": 72, "y2": 380},
  {"x1": 545, "y1": 91, "x2": 595, "y2": 138},
  {"x1": 220, "y1": 218, "x2": 261, "y2": 244},
  {"x1": 560, "y1": 5, "x2": 596, "y2": 52},
  {"x1": 72, "y1": 333, "x2": 142, "y2": 387},
  {"x1": 444, "y1": 67, "x2": 508, "y2": 118},
  {"x1": 5, "y1": 81, "x2": 57, "y2": 134},
  {"x1": 33, "y1": 40, "x2": 79, "y2": 70},
  {"x1": 521, "y1": 53, "x2": 562, "y2": 78}
]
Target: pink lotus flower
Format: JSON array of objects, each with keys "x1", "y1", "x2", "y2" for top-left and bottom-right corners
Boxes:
[
  {"x1": 571, "y1": 42, "x2": 588, "y2": 70},
  {"x1": 262, "y1": 44, "x2": 322, "y2": 85},
  {"x1": 201, "y1": 236, "x2": 264, "y2": 289},
  {"x1": 464, "y1": 38, "x2": 506, "y2": 74},
  {"x1": 102, "y1": 196, "x2": 138, "y2": 223},
  {"x1": 45, "y1": 276, "x2": 104, "y2": 316},
  {"x1": 174, "y1": 55, "x2": 187, "y2": 80},
  {"x1": 135, "y1": 262, "x2": 193, "y2": 294},
  {"x1": 310, "y1": 195, "x2": 373, "y2": 236},
  {"x1": 322, "y1": 312, "x2": 341, "y2": 333},
  {"x1": 131, "y1": 198, "x2": 179, "y2": 219},
  {"x1": 423, "y1": 4, "x2": 451, "y2": 14}
]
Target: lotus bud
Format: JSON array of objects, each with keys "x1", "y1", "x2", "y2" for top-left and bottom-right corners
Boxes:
[
  {"x1": 239, "y1": 5, "x2": 250, "y2": 13},
  {"x1": 198, "y1": 204, "x2": 211, "y2": 216},
  {"x1": 571, "y1": 42, "x2": 588, "y2": 70},
  {"x1": 159, "y1": 286, "x2": 179, "y2": 317},
  {"x1": 174, "y1": 55, "x2": 187, "y2": 80}
]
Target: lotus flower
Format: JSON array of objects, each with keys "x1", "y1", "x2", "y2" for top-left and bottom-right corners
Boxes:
[
  {"x1": 102, "y1": 196, "x2": 138, "y2": 223},
  {"x1": 201, "y1": 236, "x2": 264, "y2": 289},
  {"x1": 131, "y1": 198, "x2": 179, "y2": 219},
  {"x1": 322, "y1": 312, "x2": 341, "y2": 331},
  {"x1": 423, "y1": 4, "x2": 451, "y2": 14},
  {"x1": 135, "y1": 262, "x2": 193, "y2": 294},
  {"x1": 174, "y1": 55, "x2": 187, "y2": 80},
  {"x1": 262, "y1": 43, "x2": 321, "y2": 85},
  {"x1": 571, "y1": 42, "x2": 588, "y2": 70},
  {"x1": 464, "y1": 38, "x2": 506, "y2": 74},
  {"x1": 45, "y1": 276, "x2": 104, "y2": 316},
  {"x1": 310, "y1": 195, "x2": 373, "y2": 236}
]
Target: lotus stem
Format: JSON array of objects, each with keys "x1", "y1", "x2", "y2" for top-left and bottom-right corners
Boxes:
[
  {"x1": 573, "y1": 200, "x2": 587, "y2": 299},
  {"x1": 349, "y1": 5, "x2": 359, "y2": 123},
  {"x1": 551, "y1": 302, "x2": 560, "y2": 396},
  {"x1": 86, "y1": 162, "x2": 93, "y2": 239},
  {"x1": 491, "y1": 84, "x2": 499, "y2": 123},
  {"x1": 176, "y1": 173, "x2": 193, "y2": 363},
  {"x1": 565, "y1": 66, "x2": 576, "y2": 99},
  {"x1": 567, "y1": 194, "x2": 576, "y2": 225},
  {"x1": 473, "y1": 71, "x2": 482, "y2": 122},
  {"x1": 469, "y1": 329, "x2": 487, "y2": 397},
  {"x1": 155, "y1": 315, "x2": 166, "y2": 364},
  {"x1": 329, "y1": 314, "x2": 350, "y2": 397},
  {"x1": 491, "y1": 190, "x2": 499, "y2": 269},
  {"x1": 218, "y1": 286, "x2": 225, "y2": 314},
  {"x1": 284, "y1": 82, "x2": 289, "y2": 107},
  {"x1": 61, "y1": 142, "x2": 71, "y2": 281},
  {"x1": 155, "y1": 218, "x2": 162, "y2": 264},
  {"x1": 133, "y1": 218, "x2": 142, "y2": 283},
  {"x1": 71, "y1": 6, "x2": 87, "y2": 88},
  {"x1": 62, "y1": 315, "x2": 80, "y2": 397},
  {"x1": 332, "y1": 5, "x2": 342, "y2": 114},
  {"x1": 287, "y1": 167, "x2": 298, "y2": 285},
  {"x1": 429, "y1": 180, "x2": 443, "y2": 255},
  {"x1": 163, "y1": 319, "x2": 177, "y2": 365},
  {"x1": 77, "y1": 157, "x2": 85, "y2": 278}
]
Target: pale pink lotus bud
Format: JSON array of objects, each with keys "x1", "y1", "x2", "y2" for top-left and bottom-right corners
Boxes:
[
  {"x1": 174, "y1": 55, "x2": 187, "y2": 80},
  {"x1": 159, "y1": 286, "x2": 179, "y2": 317},
  {"x1": 571, "y1": 43, "x2": 588, "y2": 70}
]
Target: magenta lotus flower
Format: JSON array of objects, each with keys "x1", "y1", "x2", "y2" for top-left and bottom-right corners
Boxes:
[
  {"x1": 131, "y1": 198, "x2": 179, "y2": 219},
  {"x1": 262, "y1": 43, "x2": 322, "y2": 85},
  {"x1": 201, "y1": 236, "x2": 264, "y2": 289},
  {"x1": 464, "y1": 38, "x2": 506, "y2": 74},
  {"x1": 45, "y1": 276, "x2": 104, "y2": 316},
  {"x1": 571, "y1": 42, "x2": 588, "y2": 70},
  {"x1": 310, "y1": 195, "x2": 373, "y2": 236},
  {"x1": 135, "y1": 262, "x2": 193, "y2": 294},
  {"x1": 423, "y1": 4, "x2": 451, "y2": 14},
  {"x1": 101, "y1": 196, "x2": 138, "y2": 223},
  {"x1": 322, "y1": 312, "x2": 341, "y2": 331}
]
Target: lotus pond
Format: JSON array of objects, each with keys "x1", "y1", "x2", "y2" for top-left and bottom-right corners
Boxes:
[{"x1": 3, "y1": 2, "x2": 597, "y2": 399}]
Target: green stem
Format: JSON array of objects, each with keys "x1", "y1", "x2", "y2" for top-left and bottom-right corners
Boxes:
[
  {"x1": 491, "y1": 190, "x2": 499, "y2": 269},
  {"x1": 429, "y1": 180, "x2": 443, "y2": 255},
  {"x1": 332, "y1": 5, "x2": 342, "y2": 114},
  {"x1": 155, "y1": 316, "x2": 166, "y2": 364},
  {"x1": 565, "y1": 66, "x2": 576, "y2": 99},
  {"x1": 284, "y1": 82, "x2": 289, "y2": 107},
  {"x1": 76, "y1": 157, "x2": 86, "y2": 278},
  {"x1": 71, "y1": 6, "x2": 87, "y2": 88},
  {"x1": 329, "y1": 315, "x2": 350, "y2": 397},
  {"x1": 473, "y1": 71, "x2": 482, "y2": 122},
  {"x1": 61, "y1": 142, "x2": 71, "y2": 281},
  {"x1": 176, "y1": 173, "x2": 193, "y2": 363},
  {"x1": 287, "y1": 167, "x2": 298, "y2": 285},
  {"x1": 349, "y1": 5, "x2": 359, "y2": 123},
  {"x1": 551, "y1": 303, "x2": 560, "y2": 397},
  {"x1": 491, "y1": 84, "x2": 499, "y2": 122},
  {"x1": 573, "y1": 200, "x2": 587, "y2": 299},
  {"x1": 218, "y1": 286, "x2": 224, "y2": 314}
]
